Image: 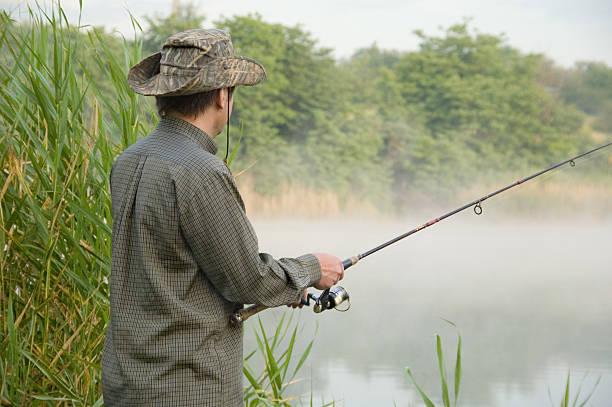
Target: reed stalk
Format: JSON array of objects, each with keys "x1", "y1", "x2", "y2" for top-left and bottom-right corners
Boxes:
[{"x1": 0, "y1": 4, "x2": 149, "y2": 405}]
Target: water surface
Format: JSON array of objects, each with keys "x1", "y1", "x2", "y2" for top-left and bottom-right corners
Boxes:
[{"x1": 244, "y1": 216, "x2": 612, "y2": 406}]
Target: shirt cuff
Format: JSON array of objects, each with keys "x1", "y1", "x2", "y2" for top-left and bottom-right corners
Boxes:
[{"x1": 297, "y1": 254, "x2": 322, "y2": 287}]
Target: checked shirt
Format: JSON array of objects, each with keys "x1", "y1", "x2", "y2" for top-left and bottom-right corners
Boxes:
[{"x1": 102, "y1": 116, "x2": 321, "y2": 406}]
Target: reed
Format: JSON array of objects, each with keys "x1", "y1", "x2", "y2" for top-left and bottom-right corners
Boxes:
[
  {"x1": 456, "y1": 176, "x2": 612, "y2": 219},
  {"x1": 0, "y1": 4, "x2": 149, "y2": 405},
  {"x1": 236, "y1": 167, "x2": 612, "y2": 219},
  {"x1": 243, "y1": 313, "x2": 318, "y2": 406}
]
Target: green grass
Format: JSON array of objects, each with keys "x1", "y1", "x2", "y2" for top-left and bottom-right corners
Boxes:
[{"x1": 0, "y1": 4, "x2": 148, "y2": 405}]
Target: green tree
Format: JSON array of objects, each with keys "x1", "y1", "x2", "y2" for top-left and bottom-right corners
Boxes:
[{"x1": 392, "y1": 24, "x2": 586, "y2": 167}]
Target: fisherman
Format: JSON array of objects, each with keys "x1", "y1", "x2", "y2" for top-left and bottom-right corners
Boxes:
[{"x1": 101, "y1": 29, "x2": 345, "y2": 406}]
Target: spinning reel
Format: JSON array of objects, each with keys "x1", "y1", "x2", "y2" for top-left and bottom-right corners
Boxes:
[{"x1": 302, "y1": 286, "x2": 351, "y2": 313}]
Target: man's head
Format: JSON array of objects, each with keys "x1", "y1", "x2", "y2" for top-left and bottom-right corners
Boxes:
[{"x1": 127, "y1": 28, "x2": 265, "y2": 139}]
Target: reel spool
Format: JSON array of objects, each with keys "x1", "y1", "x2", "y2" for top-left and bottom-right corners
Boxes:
[{"x1": 307, "y1": 286, "x2": 350, "y2": 313}]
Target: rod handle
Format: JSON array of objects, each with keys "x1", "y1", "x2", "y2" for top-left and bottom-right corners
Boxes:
[{"x1": 230, "y1": 297, "x2": 310, "y2": 324}]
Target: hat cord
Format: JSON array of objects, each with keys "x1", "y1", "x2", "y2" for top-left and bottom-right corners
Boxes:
[{"x1": 224, "y1": 91, "x2": 230, "y2": 164}]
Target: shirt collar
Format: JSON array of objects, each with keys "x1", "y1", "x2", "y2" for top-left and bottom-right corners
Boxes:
[{"x1": 156, "y1": 115, "x2": 218, "y2": 155}]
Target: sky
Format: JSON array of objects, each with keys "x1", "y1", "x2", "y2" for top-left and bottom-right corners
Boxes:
[{"x1": 2, "y1": 0, "x2": 612, "y2": 67}]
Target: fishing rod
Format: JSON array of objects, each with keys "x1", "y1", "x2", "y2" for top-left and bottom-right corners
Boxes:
[{"x1": 230, "y1": 141, "x2": 612, "y2": 324}]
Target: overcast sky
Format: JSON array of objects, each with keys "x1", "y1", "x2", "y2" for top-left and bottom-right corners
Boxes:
[{"x1": 2, "y1": 0, "x2": 612, "y2": 67}]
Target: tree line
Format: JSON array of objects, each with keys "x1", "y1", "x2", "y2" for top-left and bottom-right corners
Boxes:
[
  {"x1": 6, "y1": 4, "x2": 612, "y2": 211},
  {"x1": 140, "y1": 5, "x2": 611, "y2": 210}
]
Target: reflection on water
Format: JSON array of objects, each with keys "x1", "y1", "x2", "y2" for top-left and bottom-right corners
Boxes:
[{"x1": 244, "y1": 216, "x2": 612, "y2": 406}]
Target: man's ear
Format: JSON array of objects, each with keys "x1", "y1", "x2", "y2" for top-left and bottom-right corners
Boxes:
[{"x1": 215, "y1": 88, "x2": 225, "y2": 110}]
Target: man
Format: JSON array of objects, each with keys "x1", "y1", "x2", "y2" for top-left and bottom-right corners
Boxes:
[{"x1": 101, "y1": 29, "x2": 344, "y2": 406}]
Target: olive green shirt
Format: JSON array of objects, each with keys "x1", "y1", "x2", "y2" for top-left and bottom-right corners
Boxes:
[{"x1": 102, "y1": 116, "x2": 321, "y2": 406}]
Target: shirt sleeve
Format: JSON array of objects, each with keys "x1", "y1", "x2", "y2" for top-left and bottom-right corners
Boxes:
[{"x1": 179, "y1": 163, "x2": 321, "y2": 307}]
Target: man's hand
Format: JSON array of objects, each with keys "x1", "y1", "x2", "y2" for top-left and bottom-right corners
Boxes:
[
  {"x1": 288, "y1": 290, "x2": 308, "y2": 308},
  {"x1": 313, "y1": 253, "x2": 344, "y2": 290},
  {"x1": 287, "y1": 253, "x2": 344, "y2": 308}
]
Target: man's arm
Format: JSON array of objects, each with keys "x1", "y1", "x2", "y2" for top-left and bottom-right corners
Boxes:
[{"x1": 180, "y1": 164, "x2": 324, "y2": 307}]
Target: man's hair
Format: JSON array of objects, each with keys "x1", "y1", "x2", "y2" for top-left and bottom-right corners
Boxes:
[{"x1": 156, "y1": 87, "x2": 235, "y2": 118}]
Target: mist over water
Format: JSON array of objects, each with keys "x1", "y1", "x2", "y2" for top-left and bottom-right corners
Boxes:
[{"x1": 244, "y1": 215, "x2": 612, "y2": 406}]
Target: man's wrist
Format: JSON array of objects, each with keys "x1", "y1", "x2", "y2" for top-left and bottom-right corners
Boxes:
[{"x1": 297, "y1": 253, "x2": 322, "y2": 287}]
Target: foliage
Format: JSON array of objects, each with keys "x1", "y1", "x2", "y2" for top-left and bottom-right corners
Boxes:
[
  {"x1": 338, "y1": 25, "x2": 599, "y2": 206},
  {"x1": 392, "y1": 24, "x2": 587, "y2": 171},
  {"x1": 214, "y1": 14, "x2": 388, "y2": 202},
  {"x1": 7, "y1": 5, "x2": 605, "y2": 213},
  {"x1": 210, "y1": 18, "x2": 601, "y2": 208},
  {"x1": 0, "y1": 4, "x2": 148, "y2": 405}
]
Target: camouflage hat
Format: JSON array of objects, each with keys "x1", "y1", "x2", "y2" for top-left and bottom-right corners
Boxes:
[{"x1": 127, "y1": 28, "x2": 266, "y2": 96}]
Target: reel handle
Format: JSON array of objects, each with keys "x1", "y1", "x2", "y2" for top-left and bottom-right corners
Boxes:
[{"x1": 300, "y1": 292, "x2": 318, "y2": 306}]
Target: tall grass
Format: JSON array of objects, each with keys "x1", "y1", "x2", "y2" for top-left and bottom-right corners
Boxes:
[
  {"x1": 243, "y1": 313, "x2": 317, "y2": 406},
  {"x1": 0, "y1": 4, "x2": 149, "y2": 405},
  {"x1": 237, "y1": 163, "x2": 612, "y2": 219}
]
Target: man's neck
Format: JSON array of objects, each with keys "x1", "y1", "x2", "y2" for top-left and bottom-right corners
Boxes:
[{"x1": 168, "y1": 111, "x2": 219, "y2": 139}]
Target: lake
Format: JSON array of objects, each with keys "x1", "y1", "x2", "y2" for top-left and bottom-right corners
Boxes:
[{"x1": 243, "y1": 215, "x2": 612, "y2": 406}]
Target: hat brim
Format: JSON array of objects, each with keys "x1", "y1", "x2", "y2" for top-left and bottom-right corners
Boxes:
[{"x1": 127, "y1": 53, "x2": 267, "y2": 96}]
